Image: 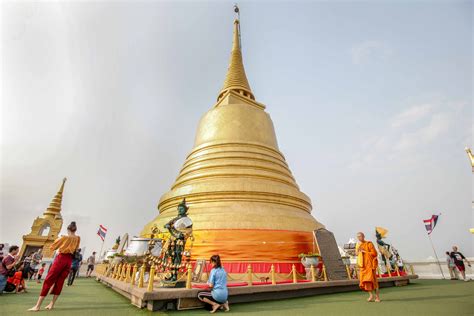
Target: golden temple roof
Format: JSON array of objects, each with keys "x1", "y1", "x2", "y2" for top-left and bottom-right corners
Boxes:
[
  {"x1": 43, "y1": 177, "x2": 67, "y2": 217},
  {"x1": 218, "y1": 19, "x2": 255, "y2": 101}
]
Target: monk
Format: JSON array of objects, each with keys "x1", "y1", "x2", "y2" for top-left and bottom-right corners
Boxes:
[{"x1": 356, "y1": 232, "x2": 381, "y2": 302}]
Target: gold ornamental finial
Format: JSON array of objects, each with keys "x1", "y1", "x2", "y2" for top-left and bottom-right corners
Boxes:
[
  {"x1": 43, "y1": 177, "x2": 67, "y2": 217},
  {"x1": 59, "y1": 177, "x2": 67, "y2": 193},
  {"x1": 466, "y1": 148, "x2": 474, "y2": 234},
  {"x1": 217, "y1": 7, "x2": 254, "y2": 101},
  {"x1": 465, "y1": 147, "x2": 474, "y2": 171},
  {"x1": 234, "y1": 4, "x2": 240, "y2": 21}
]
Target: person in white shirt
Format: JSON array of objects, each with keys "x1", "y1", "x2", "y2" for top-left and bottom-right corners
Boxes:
[
  {"x1": 446, "y1": 251, "x2": 457, "y2": 280},
  {"x1": 86, "y1": 252, "x2": 96, "y2": 277}
]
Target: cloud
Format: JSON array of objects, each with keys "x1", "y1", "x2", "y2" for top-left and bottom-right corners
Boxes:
[
  {"x1": 390, "y1": 104, "x2": 433, "y2": 128},
  {"x1": 350, "y1": 100, "x2": 466, "y2": 170},
  {"x1": 393, "y1": 112, "x2": 452, "y2": 152},
  {"x1": 351, "y1": 40, "x2": 393, "y2": 65}
]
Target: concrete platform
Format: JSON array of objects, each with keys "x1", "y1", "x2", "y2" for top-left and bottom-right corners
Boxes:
[{"x1": 96, "y1": 274, "x2": 418, "y2": 311}]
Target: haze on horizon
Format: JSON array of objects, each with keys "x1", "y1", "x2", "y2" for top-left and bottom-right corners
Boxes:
[{"x1": 1, "y1": 1, "x2": 472, "y2": 260}]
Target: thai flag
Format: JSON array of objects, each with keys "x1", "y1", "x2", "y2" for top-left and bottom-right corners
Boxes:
[
  {"x1": 423, "y1": 215, "x2": 439, "y2": 235},
  {"x1": 97, "y1": 225, "x2": 107, "y2": 241}
]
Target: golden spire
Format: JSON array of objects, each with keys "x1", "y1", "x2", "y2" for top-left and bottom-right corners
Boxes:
[
  {"x1": 43, "y1": 178, "x2": 67, "y2": 217},
  {"x1": 465, "y1": 147, "x2": 474, "y2": 171},
  {"x1": 217, "y1": 18, "x2": 255, "y2": 101}
]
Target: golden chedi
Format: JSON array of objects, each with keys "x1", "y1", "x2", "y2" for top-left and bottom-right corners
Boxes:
[
  {"x1": 142, "y1": 19, "x2": 324, "y2": 272},
  {"x1": 20, "y1": 178, "x2": 66, "y2": 258}
]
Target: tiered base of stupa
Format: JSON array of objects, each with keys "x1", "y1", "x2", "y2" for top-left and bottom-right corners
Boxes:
[
  {"x1": 142, "y1": 202, "x2": 324, "y2": 275},
  {"x1": 96, "y1": 272, "x2": 417, "y2": 311}
]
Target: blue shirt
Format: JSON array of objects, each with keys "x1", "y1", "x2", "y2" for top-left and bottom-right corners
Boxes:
[
  {"x1": 72, "y1": 253, "x2": 82, "y2": 269},
  {"x1": 208, "y1": 267, "x2": 228, "y2": 303}
]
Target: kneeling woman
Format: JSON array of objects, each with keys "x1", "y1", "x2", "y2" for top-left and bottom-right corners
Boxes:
[{"x1": 198, "y1": 255, "x2": 230, "y2": 313}]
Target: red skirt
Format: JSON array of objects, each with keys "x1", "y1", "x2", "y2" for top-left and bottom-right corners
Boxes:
[{"x1": 40, "y1": 253, "x2": 72, "y2": 296}]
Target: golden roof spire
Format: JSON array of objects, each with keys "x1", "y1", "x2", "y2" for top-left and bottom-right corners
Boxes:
[
  {"x1": 43, "y1": 178, "x2": 67, "y2": 217},
  {"x1": 465, "y1": 147, "x2": 474, "y2": 170},
  {"x1": 217, "y1": 18, "x2": 255, "y2": 101}
]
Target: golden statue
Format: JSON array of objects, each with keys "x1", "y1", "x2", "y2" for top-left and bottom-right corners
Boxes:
[
  {"x1": 20, "y1": 178, "x2": 67, "y2": 258},
  {"x1": 142, "y1": 17, "x2": 324, "y2": 268}
]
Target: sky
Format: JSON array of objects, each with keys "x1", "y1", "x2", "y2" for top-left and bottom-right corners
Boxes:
[{"x1": 1, "y1": 1, "x2": 472, "y2": 260}]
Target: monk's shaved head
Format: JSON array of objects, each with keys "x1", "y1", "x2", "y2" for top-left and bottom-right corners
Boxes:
[{"x1": 357, "y1": 232, "x2": 365, "y2": 242}]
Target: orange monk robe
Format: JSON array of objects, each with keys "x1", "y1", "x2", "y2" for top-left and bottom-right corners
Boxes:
[{"x1": 357, "y1": 241, "x2": 379, "y2": 291}]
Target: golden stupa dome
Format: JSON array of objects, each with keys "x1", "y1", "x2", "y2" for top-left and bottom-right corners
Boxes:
[{"x1": 142, "y1": 18, "x2": 323, "y2": 262}]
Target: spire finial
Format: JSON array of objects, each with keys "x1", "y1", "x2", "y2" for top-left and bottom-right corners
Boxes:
[
  {"x1": 59, "y1": 177, "x2": 67, "y2": 193},
  {"x1": 234, "y1": 3, "x2": 240, "y2": 20},
  {"x1": 466, "y1": 147, "x2": 474, "y2": 170},
  {"x1": 43, "y1": 178, "x2": 67, "y2": 217},
  {"x1": 217, "y1": 6, "x2": 255, "y2": 101},
  {"x1": 233, "y1": 4, "x2": 241, "y2": 50}
]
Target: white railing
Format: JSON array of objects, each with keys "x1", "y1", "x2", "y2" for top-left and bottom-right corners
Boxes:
[{"x1": 405, "y1": 257, "x2": 473, "y2": 279}]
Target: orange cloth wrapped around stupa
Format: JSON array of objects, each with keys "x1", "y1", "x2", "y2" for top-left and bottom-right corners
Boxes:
[{"x1": 356, "y1": 241, "x2": 379, "y2": 291}]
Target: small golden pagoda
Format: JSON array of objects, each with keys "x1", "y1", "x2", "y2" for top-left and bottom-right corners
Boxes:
[
  {"x1": 20, "y1": 178, "x2": 66, "y2": 258},
  {"x1": 142, "y1": 18, "x2": 324, "y2": 271}
]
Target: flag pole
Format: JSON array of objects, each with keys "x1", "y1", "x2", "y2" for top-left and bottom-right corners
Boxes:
[
  {"x1": 99, "y1": 235, "x2": 106, "y2": 262},
  {"x1": 427, "y1": 233, "x2": 445, "y2": 279}
]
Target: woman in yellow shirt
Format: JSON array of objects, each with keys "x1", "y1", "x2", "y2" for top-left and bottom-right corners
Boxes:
[{"x1": 29, "y1": 221, "x2": 80, "y2": 312}]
